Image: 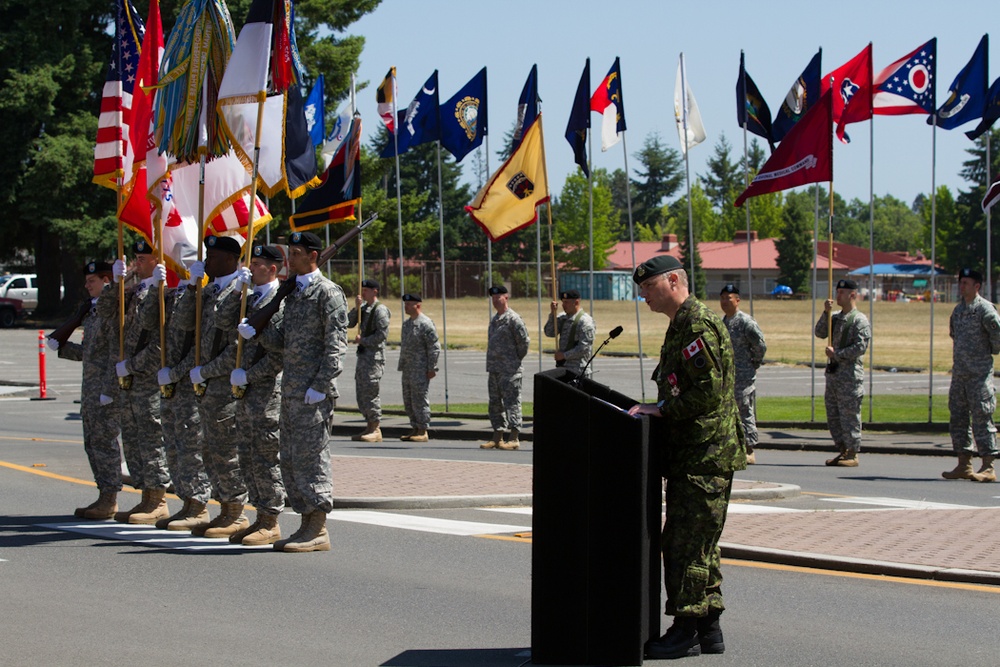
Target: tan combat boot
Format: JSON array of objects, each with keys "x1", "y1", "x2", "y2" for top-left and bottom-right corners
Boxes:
[
  {"x1": 242, "y1": 513, "x2": 282, "y2": 546},
  {"x1": 202, "y1": 502, "x2": 250, "y2": 539},
  {"x1": 358, "y1": 422, "x2": 383, "y2": 443},
  {"x1": 129, "y1": 487, "x2": 170, "y2": 524},
  {"x1": 836, "y1": 449, "x2": 859, "y2": 467},
  {"x1": 745, "y1": 449, "x2": 757, "y2": 465},
  {"x1": 974, "y1": 456, "x2": 996, "y2": 483},
  {"x1": 191, "y1": 504, "x2": 227, "y2": 536},
  {"x1": 282, "y1": 511, "x2": 330, "y2": 553},
  {"x1": 480, "y1": 430, "x2": 503, "y2": 449},
  {"x1": 400, "y1": 428, "x2": 417, "y2": 441},
  {"x1": 408, "y1": 428, "x2": 429, "y2": 443},
  {"x1": 273, "y1": 513, "x2": 309, "y2": 552},
  {"x1": 498, "y1": 429, "x2": 520, "y2": 450},
  {"x1": 825, "y1": 448, "x2": 846, "y2": 466},
  {"x1": 167, "y1": 500, "x2": 211, "y2": 532},
  {"x1": 228, "y1": 515, "x2": 261, "y2": 544},
  {"x1": 156, "y1": 498, "x2": 191, "y2": 529},
  {"x1": 75, "y1": 493, "x2": 102, "y2": 518},
  {"x1": 942, "y1": 454, "x2": 977, "y2": 480},
  {"x1": 82, "y1": 490, "x2": 118, "y2": 520},
  {"x1": 114, "y1": 489, "x2": 150, "y2": 523}
]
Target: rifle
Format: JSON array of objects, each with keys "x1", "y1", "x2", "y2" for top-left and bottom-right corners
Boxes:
[{"x1": 47, "y1": 299, "x2": 92, "y2": 349}]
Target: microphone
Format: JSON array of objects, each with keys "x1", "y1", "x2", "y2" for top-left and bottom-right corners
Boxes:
[{"x1": 574, "y1": 325, "x2": 623, "y2": 383}]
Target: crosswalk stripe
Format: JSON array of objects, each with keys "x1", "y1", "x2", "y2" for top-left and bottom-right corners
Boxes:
[
  {"x1": 37, "y1": 522, "x2": 271, "y2": 550},
  {"x1": 328, "y1": 511, "x2": 530, "y2": 536}
]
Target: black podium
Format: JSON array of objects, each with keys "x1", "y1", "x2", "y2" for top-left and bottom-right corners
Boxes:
[{"x1": 531, "y1": 368, "x2": 662, "y2": 666}]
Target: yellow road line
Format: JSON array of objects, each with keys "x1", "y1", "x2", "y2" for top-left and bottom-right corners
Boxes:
[
  {"x1": 0, "y1": 459, "x2": 100, "y2": 487},
  {"x1": 475, "y1": 534, "x2": 533, "y2": 544},
  {"x1": 0, "y1": 435, "x2": 83, "y2": 445},
  {"x1": 800, "y1": 490, "x2": 852, "y2": 498}
]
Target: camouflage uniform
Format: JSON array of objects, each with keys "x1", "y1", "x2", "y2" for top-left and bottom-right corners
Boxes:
[
  {"x1": 261, "y1": 273, "x2": 348, "y2": 515},
  {"x1": 347, "y1": 300, "x2": 390, "y2": 423},
  {"x1": 486, "y1": 308, "x2": 530, "y2": 432},
  {"x1": 544, "y1": 308, "x2": 595, "y2": 378},
  {"x1": 59, "y1": 292, "x2": 122, "y2": 493},
  {"x1": 184, "y1": 275, "x2": 247, "y2": 505},
  {"x1": 398, "y1": 312, "x2": 441, "y2": 430},
  {"x1": 160, "y1": 286, "x2": 211, "y2": 504},
  {"x1": 653, "y1": 295, "x2": 746, "y2": 618},
  {"x1": 99, "y1": 279, "x2": 170, "y2": 490},
  {"x1": 814, "y1": 308, "x2": 871, "y2": 452},
  {"x1": 723, "y1": 309, "x2": 766, "y2": 450},
  {"x1": 948, "y1": 294, "x2": 1000, "y2": 457}
]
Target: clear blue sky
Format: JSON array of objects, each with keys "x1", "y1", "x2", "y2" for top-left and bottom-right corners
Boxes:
[{"x1": 344, "y1": 0, "x2": 995, "y2": 211}]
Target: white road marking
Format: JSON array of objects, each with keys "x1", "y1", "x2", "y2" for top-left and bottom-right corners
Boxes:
[
  {"x1": 37, "y1": 522, "x2": 270, "y2": 550},
  {"x1": 820, "y1": 497, "x2": 979, "y2": 510},
  {"x1": 478, "y1": 507, "x2": 533, "y2": 515},
  {"x1": 727, "y1": 504, "x2": 804, "y2": 514},
  {"x1": 328, "y1": 511, "x2": 529, "y2": 536}
]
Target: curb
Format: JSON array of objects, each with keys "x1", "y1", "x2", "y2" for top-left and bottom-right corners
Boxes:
[
  {"x1": 731, "y1": 481, "x2": 800, "y2": 500},
  {"x1": 332, "y1": 493, "x2": 532, "y2": 510}
]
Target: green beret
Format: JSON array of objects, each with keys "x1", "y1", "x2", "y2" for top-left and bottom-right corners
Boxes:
[{"x1": 632, "y1": 255, "x2": 682, "y2": 284}]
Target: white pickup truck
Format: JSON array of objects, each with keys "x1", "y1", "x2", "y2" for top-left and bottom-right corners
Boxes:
[{"x1": 0, "y1": 273, "x2": 63, "y2": 311}]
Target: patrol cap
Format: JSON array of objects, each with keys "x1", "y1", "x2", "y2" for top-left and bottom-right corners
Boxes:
[
  {"x1": 559, "y1": 289, "x2": 581, "y2": 300},
  {"x1": 958, "y1": 268, "x2": 983, "y2": 283},
  {"x1": 402, "y1": 293, "x2": 422, "y2": 303},
  {"x1": 720, "y1": 283, "x2": 740, "y2": 295},
  {"x1": 836, "y1": 279, "x2": 859, "y2": 291},
  {"x1": 289, "y1": 231, "x2": 323, "y2": 251},
  {"x1": 133, "y1": 239, "x2": 153, "y2": 255},
  {"x1": 205, "y1": 235, "x2": 241, "y2": 256},
  {"x1": 252, "y1": 244, "x2": 283, "y2": 262},
  {"x1": 360, "y1": 278, "x2": 380, "y2": 290},
  {"x1": 84, "y1": 261, "x2": 113, "y2": 276},
  {"x1": 488, "y1": 285, "x2": 509, "y2": 295},
  {"x1": 632, "y1": 255, "x2": 683, "y2": 284}
]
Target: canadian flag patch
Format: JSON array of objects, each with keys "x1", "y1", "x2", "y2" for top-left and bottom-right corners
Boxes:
[{"x1": 682, "y1": 338, "x2": 705, "y2": 360}]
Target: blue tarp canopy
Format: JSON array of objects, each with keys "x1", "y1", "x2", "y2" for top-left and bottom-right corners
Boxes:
[{"x1": 847, "y1": 263, "x2": 946, "y2": 276}]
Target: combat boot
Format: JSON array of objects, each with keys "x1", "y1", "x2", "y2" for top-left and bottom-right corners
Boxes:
[
  {"x1": 82, "y1": 490, "x2": 118, "y2": 520},
  {"x1": 400, "y1": 428, "x2": 417, "y2": 441},
  {"x1": 129, "y1": 487, "x2": 170, "y2": 524},
  {"x1": 498, "y1": 429, "x2": 520, "y2": 450},
  {"x1": 167, "y1": 500, "x2": 210, "y2": 532},
  {"x1": 114, "y1": 489, "x2": 149, "y2": 523},
  {"x1": 75, "y1": 493, "x2": 103, "y2": 518},
  {"x1": 825, "y1": 447, "x2": 845, "y2": 466},
  {"x1": 202, "y1": 502, "x2": 250, "y2": 539},
  {"x1": 836, "y1": 449, "x2": 859, "y2": 467},
  {"x1": 480, "y1": 431, "x2": 503, "y2": 449},
  {"x1": 191, "y1": 505, "x2": 228, "y2": 536},
  {"x1": 358, "y1": 422, "x2": 382, "y2": 443},
  {"x1": 974, "y1": 456, "x2": 996, "y2": 483},
  {"x1": 697, "y1": 610, "x2": 725, "y2": 654},
  {"x1": 156, "y1": 498, "x2": 191, "y2": 529},
  {"x1": 273, "y1": 513, "x2": 309, "y2": 552},
  {"x1": 408, "y1": 428, "x2": 429, "y2": 443},
  {"x1": 745, "y1": 448, "x2": 756, "y2": 465},
  {"x1": 942, "y1": 454, "x2": 977, "y2": 480},
  {"x1": 242, "y1": 513, "x2": 281, "y2": 546},
  {"x1": 645, "y1": 617, "x2": 701, "y2": 660},
  {"x1": 228, "y1": 515, "x2": 261, "y2": 544},
  {"x1": 282, "y1": 511, "x2": 330, "y2": 553}
]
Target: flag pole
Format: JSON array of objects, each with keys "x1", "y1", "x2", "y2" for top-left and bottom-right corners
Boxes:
[
  {"x1": 827, "y1": 182, "x2": 834, "y2": 343},
  {"x1": 681, "y1": 53, "x2": 696, "y2": 289},
  {"x1": 621, "y1": 130, "x2": 645, "y2": 400},
  {"x1": 740, "y1": 51, "x2": 754, "y2": 314},
  {"x1": 867, "y1": 108, "x2": 875, "y2": 421},
  {"x1": 391, "y1": 74, "x2": 405, "y2": 308},
  {"x1": 156, "y1": 204, "x2": 169, "y2": 397},
  {"x1": 194, "y1": 151, "x2": 206, "y2": 396},
  {"x1": 928, "y1": 116, "x2": 938, "y2": 422},
  {"x1": 435, "y1": 141, "x2": 450, "y2": 410},
  {"x1": 116, "y1": 184, "x2": 126, "y2": 377},
  {"x1": 987, "y1": 136, "x2": 993, "y2": 301},
  {"x1": 485, "y1": 135, "x2": 493, "y2": 322},
  {"x1": 811, "y1": 184, "x2": 819, "y2": 421}
]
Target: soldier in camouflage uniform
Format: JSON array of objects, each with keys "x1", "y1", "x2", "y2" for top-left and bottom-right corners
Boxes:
[
  {"x1": 347, "y1": 278, "x2": 390, "y2": 443},
  {"x1": 241, "y1": 231, "x2": 348, "y2": 553},
  {"x1": 105, "y1": 240, "x2": 171, "y2": 525},
  {"x1": 814, "y1": 279, "x2": 871, "y2": 467},
  {"x1": 398, "y1": 293, "x2": 440, "y2": 442},
  {"x1": 543, "y1": 288, "x2": 595, "y2": 378},
  {"x1": 628, "y1": 256, "x2": 746, "y2": 660},
  {"x1": 482, "y1": 285, "x2": 530, "y2": 451},
  {"x1": 719, "y1": 284, "x2": 766, "y2": 464},
  {"x1": 943, "y1": 268, "x2": 1000, "y2": 483},
  {"x1": 225, "y1": 244, "x2": 286, "y2": 545},
  {"x1": 50, "y1": 261, "x2": 122, "y2": 520},
  {"x1": 184, "y1": 235, "x2": 250, "y2": 538}
]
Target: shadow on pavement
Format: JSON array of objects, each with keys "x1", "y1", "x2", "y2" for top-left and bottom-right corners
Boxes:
[
  {"x1": 381, "y1": 648, "x2": 531, "y2": 666},
  {"x1": 1, "y1": 515, "x2": 85, "y2": 547}
]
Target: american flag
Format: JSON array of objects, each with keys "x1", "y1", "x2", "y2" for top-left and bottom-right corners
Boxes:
[{"x1": 93, "y1": 0, "x2": 144, "y2": 189}]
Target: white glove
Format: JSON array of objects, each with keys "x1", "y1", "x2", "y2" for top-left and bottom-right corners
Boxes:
[
  {"x1": 157, "y1": 367, "x2": 173, "y2": 386},
  {"x1": 152, "y1": 263, "x2": 167, "y2": 284},
  {"x1": 99, "y1": 394, "x2": 113, "y2": 406},
  {"x1": 190, "y1": 366, "x2": 205, "y2": 385},
  {"x1": 230, "y1": 368, "x2": 248, "y2": 386},
  {"x1": 176, "y1": 278, "x2": 190, "y2": 288},
  {"x1": 188, "y1": 261, "x2": 205, "y2": 283},
  {"x1": 115, "y1": 360, "x2": 130, "y2": 378},
  {"x1": 112, "y1": 258, "x2": 126, "y2": 283},
  {"x1": 304, "y1": 388, "x2": 325, "y2": 405},
  {"x1": 237, "y1": 318, "x2": 256, "y2": 340},
  {"x1": 46, "y1": 338, "x2": 59, "y2": 351},
  {"x1": 236, "y1": 266, "x2": 253, "y2": 287}
]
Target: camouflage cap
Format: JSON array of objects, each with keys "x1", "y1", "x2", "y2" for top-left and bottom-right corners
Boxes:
[{"x1": 632, "y1": 255, "x2": 682, "y2": 284}]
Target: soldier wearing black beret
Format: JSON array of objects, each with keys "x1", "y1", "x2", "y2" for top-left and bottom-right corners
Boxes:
[
  {"x1": 348, "y1": 275, "x2": 391, "y2": 443},
  {"x1": 544, "y1": 287, "x2": 595, "y2": 378}
]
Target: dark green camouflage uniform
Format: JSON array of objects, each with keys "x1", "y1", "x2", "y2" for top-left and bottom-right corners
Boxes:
[{"x1": 653, "y1": 295, "x2": 746, "y2": 618}]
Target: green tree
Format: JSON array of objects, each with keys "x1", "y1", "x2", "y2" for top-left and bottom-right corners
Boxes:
[
  {"x1": 551, "y1": 169, "x2": 620, "y2": 271},
  {"x1": 700, "y1": 133, "x2": 742, "y2": 211},
  {"x1": 631, "y1": 132, "x2": 683, "y2": 236},
  {"x1": 665, "y1": 184, "x2": 712, "y2": 298},
  {"x1": 775, "y1": 193, "x2": 814, "y2": 294}
]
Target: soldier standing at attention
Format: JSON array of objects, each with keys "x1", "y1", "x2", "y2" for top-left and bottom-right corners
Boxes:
[
  {"x1": 106, "y1": 240, "x2": 171, "y2": 525},
  {"x1": 398, "y1": 294, "x2": 440, "y2": 442},
  {"x1": 226, "y1": 244, "x2": 287, "y2": 545},
  {"x1": 719, "y1": 284, "x2": 766, "y2": 464},
  {"x1": 347, "y1": 278, "x2": 390, "y2": 443},
  {"x1": 628, "y1": 256, "x2": 745, "y2": 660},
  {"x1": 481, "y1": 285, "x2": 530, "y2": 451},
  {"x1": 240, "y1": 231, "x2": 348, "y2": 553},
  {"x1": 814, "y1": 279, "x2": 871, "y2": 467},
  {"x1": 942, "y1": 268, "x2": 1000, "y2": 483},
  {"x1": 543, "y1": 288, "x2": 595, "y2": 378},
  {"x1": 51, "y1": 261, "x2": 122, "y2": 520}
]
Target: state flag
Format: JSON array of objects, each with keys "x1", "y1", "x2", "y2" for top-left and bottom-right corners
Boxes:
[
  {"x1": 440, "y1": 67, "x2": 487, "y2": 163},
  {"x1": 931, "y1": 35, "x2": 987, "y2": 130},
  {"x1": 873, "y1": 38, "x2": 936, "y2": 116},
  {"x1": 823, "y1": 43, "x2": 872, "y2": 143},
  {"x1": 772, "y1": 50, "x2": 821, "y2": 144},
  {"x1": 590, "y1": 57, "x2": 626, "y2": 151},
  {"x1": 736, "y1": 51, "x2": 773, "y2": 148},
  {"x1": 565, "y1": 59, "x2": 590, "y2": 177}
]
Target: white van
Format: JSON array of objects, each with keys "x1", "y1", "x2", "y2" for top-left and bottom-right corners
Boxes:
[{"x1": 0, "y1": 273, "x2": 63, "y2": 311}]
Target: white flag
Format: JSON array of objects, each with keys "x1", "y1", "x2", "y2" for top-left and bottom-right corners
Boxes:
[{"x1": 674, "y1": 55, "x2": 707, "y2": 155}]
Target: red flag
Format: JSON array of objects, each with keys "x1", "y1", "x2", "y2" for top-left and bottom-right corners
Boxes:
[
  {"x1": 823, "y1": 43, "x2": 872, "y2": 143},
  {"x1": 983, "y1": 177, "x2": 1000, "y2": 212},
  {"x1": 734, "y1": 89, "x2": 832, "y2": 208}
]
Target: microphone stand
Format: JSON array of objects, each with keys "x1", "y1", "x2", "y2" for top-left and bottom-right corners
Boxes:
[{"x1": 572, "y1": 327, "x2": 623, "y2": 385}]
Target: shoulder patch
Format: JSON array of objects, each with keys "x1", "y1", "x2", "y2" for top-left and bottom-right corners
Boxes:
[{"x1": 682, "y1": 337, "x2": 706, "y2": 360}]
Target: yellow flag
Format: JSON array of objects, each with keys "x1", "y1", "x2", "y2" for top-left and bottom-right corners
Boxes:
[{"x1": 465, "y1": 116, "x2": 549, "y2": 241}]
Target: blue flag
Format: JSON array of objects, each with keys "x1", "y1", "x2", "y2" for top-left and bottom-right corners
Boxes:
[
  {"x1": 513, "y1": 65, "x2": 539, "y2": 150},
  {"x1": 772, "y1": 50, "x2": 821, "y2": 144},
  {"x1": 932, "y1": 35, "x2": 988, "y2": 130},
  {"x1": 304, "y1": 74, "x2": 325, "y2": 147},
  {"x1": 565, "y1": 59, "x2": 590, "y2": 178},
  {"x1": 736, "y1": 51, "x2": 773, "y2": 149},
  {"x1": 966, "y1": 75, "x2": 1000, "y2": 141},
  {"x1": 440, "y1": 67, "x2": 487, "y2": 163},
  {"x1": 381, "y1": 70, "x2": 440, "y2": 158}
]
